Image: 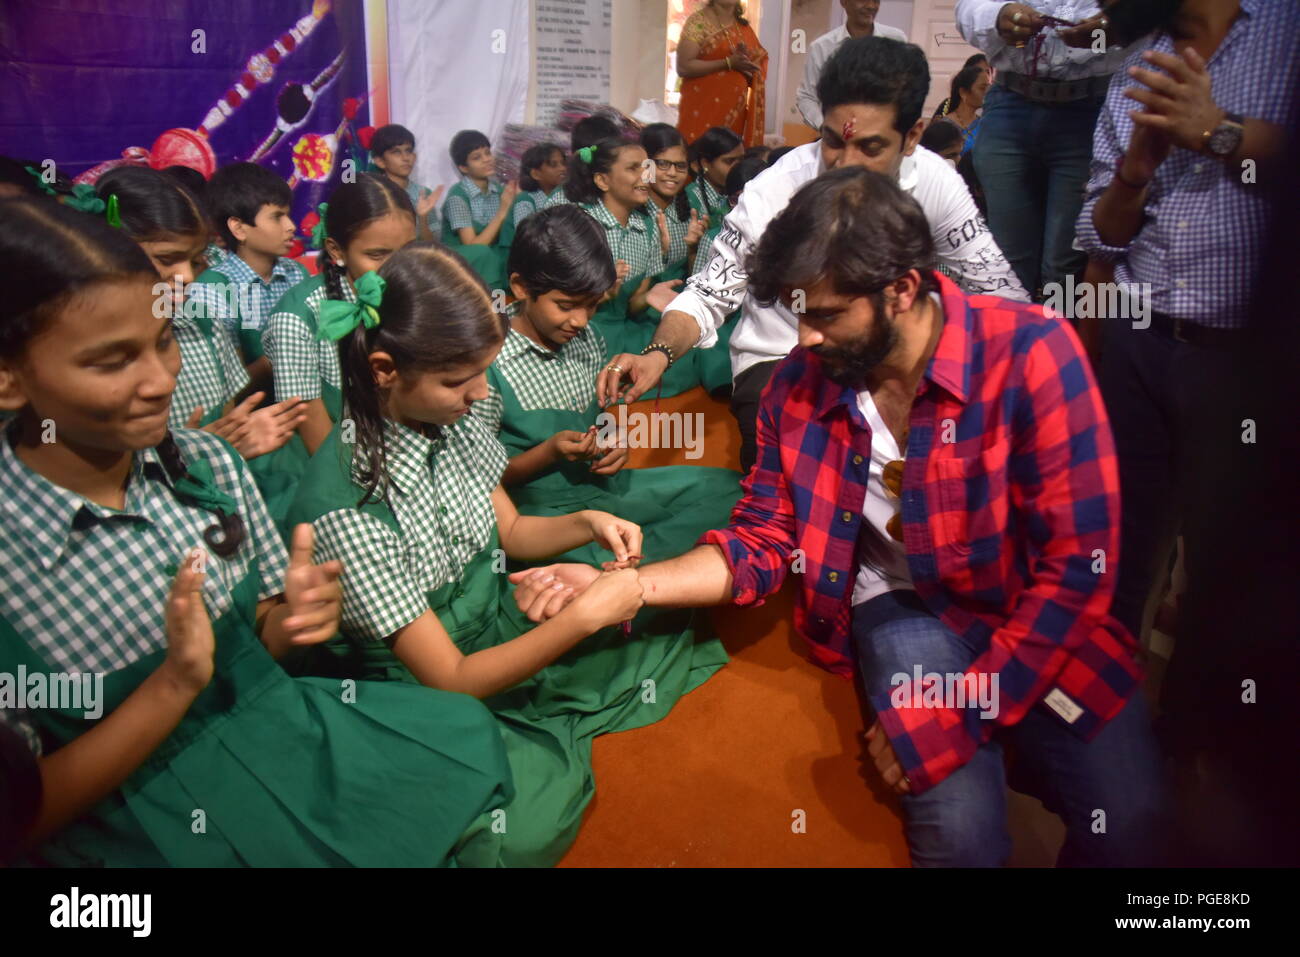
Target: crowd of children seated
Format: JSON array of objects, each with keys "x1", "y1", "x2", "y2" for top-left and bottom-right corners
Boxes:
[{"x1": 0, "y1": 113, "x2": 782, "y2": 866}]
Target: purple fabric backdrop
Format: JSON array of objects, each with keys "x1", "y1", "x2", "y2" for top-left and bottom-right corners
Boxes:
[{"x1": 0, "y1": 0, "x2": 372, "y2": 231}]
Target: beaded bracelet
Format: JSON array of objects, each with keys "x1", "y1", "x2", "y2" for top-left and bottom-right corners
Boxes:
[{"x1": 641, "y1": 341, "x2": 676, "y2": 367}]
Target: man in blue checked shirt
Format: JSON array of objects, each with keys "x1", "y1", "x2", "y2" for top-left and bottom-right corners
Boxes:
[
  {"x1": 1076, "y1": 0, "x2": 1298, "y2": 761},
  {"x1": 956, "y1": 0, "x2": 1129, "y2": 301}
]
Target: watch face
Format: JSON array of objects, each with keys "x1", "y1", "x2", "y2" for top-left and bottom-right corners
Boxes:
[{"x1": 1208, "y1": 123, "x2": 1243, "y2": 156}]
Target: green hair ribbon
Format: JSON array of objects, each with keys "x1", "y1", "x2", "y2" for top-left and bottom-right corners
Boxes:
[
  {"x1": 62, "y1": 183, "x2": 107, "y2": 216},
  {"x1": 577, "y1": 145, "x2": 596, "y2": 165},
  {"x1": 105, "y1": 194, "x2": 122, "y2": 228},
  {"x1": 318, "y1": 270, "x2": 386, "y2": 341},
  {"x1": 310, "y1": 202, "x2": 329, "y2": 250},
  {"x1": 24, "y1": 165, "x2": 57, "y2": 196},
  {"x1": 172, "y1": 458, "x2": 238, "y2": 517}
]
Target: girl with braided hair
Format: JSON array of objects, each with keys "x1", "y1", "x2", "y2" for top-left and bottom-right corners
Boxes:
[
  {"x1": 0, "y1": 195, "x2": 510, "y2": 865},
  {"x1": 261, "y1": 172, "x2": 416, "y2": 457}
]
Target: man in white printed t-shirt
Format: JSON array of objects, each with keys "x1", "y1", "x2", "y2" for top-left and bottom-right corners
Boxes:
[
  {"x1": 797, "y1": 0, "x2": 909, "y2": 131},
  {"x1": 597, "y1": 36, "x2": 1027, "y2": 473}
]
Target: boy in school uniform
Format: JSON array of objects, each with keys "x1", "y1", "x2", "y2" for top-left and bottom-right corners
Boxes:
[
  {"x1": 441, "y1": 129, "x2": 517, "y2": 246},
  {"x1": 188, "y1": 162, "x2": 307, "y2": 394},
  {"x1": 369, "y1": 123, "x2": 443, "y2": 242},
  {"x1": 440, "y1": 130, "x2": 517, "y2": 292}
]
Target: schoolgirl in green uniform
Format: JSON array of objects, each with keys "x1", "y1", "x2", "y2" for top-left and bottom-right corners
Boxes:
[
  {"x1": 479, "y1": 204, "x2": 742, "y2": 567},
  {"x1": 0, "y1": 197, "x2": 512, "y2": 865},
  {"x1": 286, "y1": 243, "x2": 722, "y2": 865},
  {"x1": 640, "y1": 124, "x2": 709, "y2": 281},
  {"x1": 641, "y1": 123, "x2": 743, "y2": 395},
  {"x1": 263, "y1": 173, "x2": 416, "y2": 458},
  {"x1": 440, "y1": 129, "x2": 516, "y2": 293},
  {"x1": 568, "y1": 138, "x2": 703, "y2": 398},
  {"x1": 94, "y1": 167, "x2": 309, "y2": 523},
  {"x1": 685, "y1": 126, "x2": 744, "y2": 276},
  {"x1": 496, "y1": 143, "x2": 566, "y2": 251}
]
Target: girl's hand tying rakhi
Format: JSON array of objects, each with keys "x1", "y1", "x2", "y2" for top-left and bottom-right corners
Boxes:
[
  {"x1": 582, "y1": 510, "x2": 642, "y2": 566},
  {"x1": 508, "y1": 563, "x2": 600, "y2": 622}
]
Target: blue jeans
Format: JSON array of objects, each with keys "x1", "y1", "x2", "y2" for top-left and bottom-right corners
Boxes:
[
  {"x1": 852, "y1": 590, "x2": 1167, "y2": 867},
  {"x1": 972, "y1": 84, "x2": 1103, "y2": 298}
]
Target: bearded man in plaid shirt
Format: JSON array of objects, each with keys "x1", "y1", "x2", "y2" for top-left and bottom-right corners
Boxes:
[{"x1": 512, "y1": 168, "x2": 1166, "y2": 866}]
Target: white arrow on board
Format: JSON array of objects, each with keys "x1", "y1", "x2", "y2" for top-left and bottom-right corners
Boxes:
[{"x1": 934, "y1": 32, "x2": 967, "y2": 46}]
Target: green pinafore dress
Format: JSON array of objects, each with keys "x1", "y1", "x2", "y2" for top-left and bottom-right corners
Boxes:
[
  {"x1": 685, "y1": 180, "x2": 740, "y2": 394},
  {"x1": 183, "y1": 299, "x2": 308, "y2": 537},
  {"x1": 0, "y1": 494, "x2": 511, "y2": 868},
  {"x1": 488, "y1": 362, "x2": 742, "y2": 566},
  {"x1": 285, "y1": 425, "x2": 728, "y2": 866},
  {"x1": 580, "y1": 203, "x2": 702, "y2": 399},
  {"x1": 441, "y1": 181, "x2": 510, "y2": 294}
]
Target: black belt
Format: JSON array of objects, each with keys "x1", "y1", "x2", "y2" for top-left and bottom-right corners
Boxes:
[
  {"x1": 996, "y1": 70, "x2": 1111, "y2": 104},
  {"x1": 1147, "y1": 311, "x2": 1244, "y2": 349}
]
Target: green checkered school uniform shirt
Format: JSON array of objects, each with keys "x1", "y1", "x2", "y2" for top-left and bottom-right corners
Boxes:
[
  {"x1": 169, "y1": 311, "x2": 250, "y2": 430},
  {"x1": 686, "y1": 177, "x2": 727, "y2": 219},
  {"x1": 404, "y1": 180, "x2": 441, "y2": 235},
  {"x1": 0, "y1": 427, "x2": 287, "y2": 753},
  {"x1": 648, "y1": 197, "x2": 693, "y2": 270},
  {"x1": 579, "y1": 201, "x2": 664, "y2": 281},
  {"x1": 687, "y1": 178, "x2": 728, "y2": 275},
  {"x1": 203, "y1": 243, "x2": 228, "y2": 269},
  {"x1": 188, "y1": 252, "x2": 307, "y2": 339},
  {"x1": 262, "y1": 273, "x2": 349, "y2": 403},
  {"x1": 542, "y1": 187, "x2": 573, "y2": 210},
  {"x1": 443, "y1": 176, "x2": 503, "y2": 232},
  {"x1": 310, "y1": 414, "x2": 508, "y2": 643},
  {"x1": 475, "y1": 323, "x2": 607, "y2": 434}
]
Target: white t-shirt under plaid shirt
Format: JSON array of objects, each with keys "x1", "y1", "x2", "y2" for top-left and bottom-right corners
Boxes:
[
  {"x1": 0, "y1": 426, "x2": 287, "y2": 754},
  {"x1": 188, "y1": 252, "x2": 307, "y2": 340},
  {"x1": 262, "y1": 273, "x2": 350, "y2": 403},
  {"x1": 168, "y1": 309, "x2": 249, "y2": 430},
  {"x1": 475, "y1": 323, "x2": 607, "y2": 434},
  {"x1": 310, "y1": 414, "x2": 508, "y2": 643}
]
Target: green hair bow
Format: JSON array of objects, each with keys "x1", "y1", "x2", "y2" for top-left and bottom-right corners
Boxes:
[
  {"x1": 24, "y1": 167, "x2": 121, "y2": 225},
  {"x1": 577, "y1": 145, "x2": 596, "y2": 165},
  {"x1": 24, "y1": 165, "x2": 56, "y2": 196},
  {"x1": 310, "y1": 202, "x2": 329, "y2": 250},
  {"x1": 63, "y1": 183, "x2": 108, "y2": 217},
  {"x1": 172, "y1": 457, "x2": 238, "y2": 517},
  {"x1": 318, "y1": 270, "x2": 387, "y2": 341}
]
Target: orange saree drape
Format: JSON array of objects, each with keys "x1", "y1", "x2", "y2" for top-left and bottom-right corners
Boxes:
[{"x1": 676, "y1": 21, "x2": 768, "y2": 147}]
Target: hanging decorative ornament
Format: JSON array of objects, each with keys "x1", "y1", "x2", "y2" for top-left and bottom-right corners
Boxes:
[
  {"x1": 197, "y1": 0, "x2": 333, "y2": 139},
  {"x1": 72, "y1": 1, "x2": 333, "y2": 184},
  {"x1": 247, "y1": 48, "x2": 346, "y2": 162},
  {"x1": 290, "y1": 132, "x2": 336, "y2": 182}
]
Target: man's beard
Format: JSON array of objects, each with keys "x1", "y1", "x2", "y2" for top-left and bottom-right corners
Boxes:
[{"x1": 811, "y1": 309, "x2": 899, "y2": 388}]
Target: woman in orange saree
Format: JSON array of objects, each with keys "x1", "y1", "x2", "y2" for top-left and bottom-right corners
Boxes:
[{"x1": 675, "y1": 0, "x2": 768, "y2": 148}]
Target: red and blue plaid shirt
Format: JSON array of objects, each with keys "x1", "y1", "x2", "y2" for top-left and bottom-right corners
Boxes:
[{"x1": 699, "y1": 273, "x2": 1143, "y2": 793}]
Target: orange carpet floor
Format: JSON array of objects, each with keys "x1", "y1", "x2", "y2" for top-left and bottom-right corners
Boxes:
[{"x1": 557, "y1": 386, "x2": 911, "y2": 867}]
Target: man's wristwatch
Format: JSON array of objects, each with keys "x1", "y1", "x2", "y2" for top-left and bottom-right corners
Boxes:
[{"x1": 1203, "y1": 111, "x2": 1245, "y2": 157}]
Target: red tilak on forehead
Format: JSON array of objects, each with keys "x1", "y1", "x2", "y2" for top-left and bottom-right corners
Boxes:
[{"x1": 842, "y1": 117, "x2": 856, "y2": 140}]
